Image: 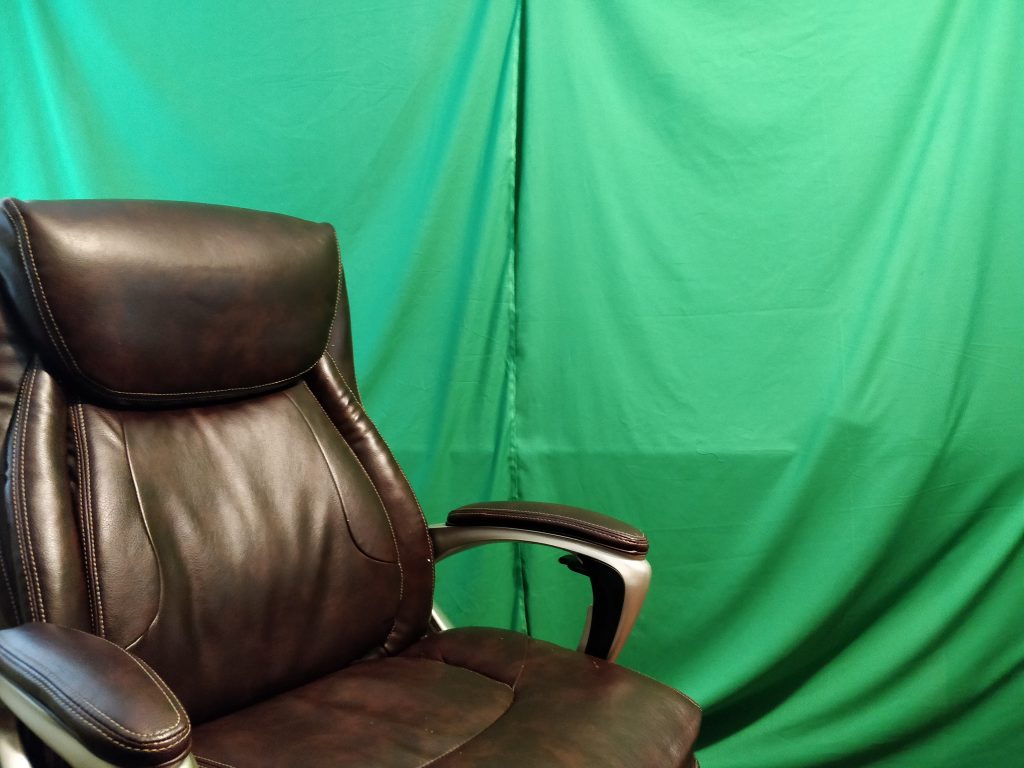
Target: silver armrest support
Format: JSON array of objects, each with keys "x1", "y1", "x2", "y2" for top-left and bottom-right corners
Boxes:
[{"x1": 430, "y1": 524, "x2": 651, "y2": 662}]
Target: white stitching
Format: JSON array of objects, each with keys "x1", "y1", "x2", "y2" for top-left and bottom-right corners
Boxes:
[
  {"x1": 6, "y1": 368, "x2": 35, "y2": 622},
  {"x1": 2, "y1": 203, "x2": 76, "y2": 371},
  {"x1": 3, "y1": 202, "x2": 343, "y2": 401},
  {"x1": 69, "y1": 410, "x2": 98, "y2": 634},
  {"x1": 0, "y1": 647, "x2": 189, "y2": 752},
  {"x1": 76, "y1": 405, "x2": 106, "y2": 637},
  {"x1": 15, "y1": 366, "x2": 46, "y2": 620}
]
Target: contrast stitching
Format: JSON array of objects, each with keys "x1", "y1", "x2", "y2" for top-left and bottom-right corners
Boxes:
[
  {"x1": 454, "y1": 509, "x2": 644, "y2": 547},
  {"x1": 14, "y1": 367, "x2": 46, "y2": 621},
  {"x1": 300, "y1": 382, "x2": 405, "y2": 648},
  {"x1": 2, "y1": 202, "x2": 343, "y2": 401},
  {"x1": 8, "y1": 369, "x2": 37, "y2": 620},
  {"x1": 282, "y1": 389, "x2": 397, "y2": 565},
  {"x1": 0, "y1": 647, "x2": 189, "y2": 751},
  {"x1": 76, "y1": 405, "x2": 106, "y2": 637},
  {"x1": 326, "y1": 358, "x2": 436, "y2": 593},
  {"x1": 69, "y1": 411, "x2": 98, "y2": 634},
  {"x1": 2, "y1": 203, "x2": 77, "y2": 371},
  {"x1": 123, "y1": 654, "x2": 187, "y2": 734}
]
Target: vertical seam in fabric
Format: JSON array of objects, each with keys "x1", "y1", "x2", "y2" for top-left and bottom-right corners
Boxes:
[{"x1": 507, "y1": 0, "x2": 531, "y2": 635}]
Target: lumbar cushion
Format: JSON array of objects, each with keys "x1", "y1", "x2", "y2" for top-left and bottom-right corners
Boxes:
[{"x1": 0, "y1": 198, "x2": 339, "y2": 406}]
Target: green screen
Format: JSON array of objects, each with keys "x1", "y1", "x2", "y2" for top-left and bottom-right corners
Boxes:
[{"x1": 3, "y1": 1, "x2": 1022, "y2": 765}]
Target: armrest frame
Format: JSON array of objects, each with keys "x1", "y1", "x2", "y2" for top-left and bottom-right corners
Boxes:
[{"x1": 430, "y1": 524, "x2": 651, "y2": 662}]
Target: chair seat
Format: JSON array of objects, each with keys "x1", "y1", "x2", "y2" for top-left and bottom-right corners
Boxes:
[{"x1": 191, "y1": 628, "x2": 701, "y2": 768}]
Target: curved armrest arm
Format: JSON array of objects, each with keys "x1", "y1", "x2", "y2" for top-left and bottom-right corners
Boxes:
[
  {"x1": 432, "y1": 502, "x2": 652, "y2": 662},
  {"x1": 448, "y1": 501, "x2": 649, "y2": 555},
  {"x1": 0, "y1": 623, "x2": 194, "y2": 768}
]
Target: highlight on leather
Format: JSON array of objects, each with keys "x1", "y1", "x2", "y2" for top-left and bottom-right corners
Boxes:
[{"x1": 0, "y1": 198, "x2": 340, "y2": 407}]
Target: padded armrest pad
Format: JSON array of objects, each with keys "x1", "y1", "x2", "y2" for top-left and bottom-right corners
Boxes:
[
  {"x1": 0, "y1": 623, "x2": 191, "y2": 767},
  {"x1": 448, "y1": 501, "x2": 649, "y2": 555}
]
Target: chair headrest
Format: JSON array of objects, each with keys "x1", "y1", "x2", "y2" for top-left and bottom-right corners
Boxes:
[{"x1": 0, "y1": 198, "x2": 340, "y2": 407}]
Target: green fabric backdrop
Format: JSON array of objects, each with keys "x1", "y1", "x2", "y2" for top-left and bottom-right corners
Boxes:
[{"x1": 3, "y1": 1, "x2": 1022, "y2": 765}]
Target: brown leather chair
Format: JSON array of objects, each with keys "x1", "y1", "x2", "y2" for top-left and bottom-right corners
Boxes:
[{"x1": 0, "y1": 199, "x2": 701, "y2": 768}]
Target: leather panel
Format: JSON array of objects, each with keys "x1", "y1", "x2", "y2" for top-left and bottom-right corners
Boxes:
[
  {"x1": 0, "y1": 622, "x2": 191, "y2": 768},
  {"x1": 0, "y1": 285, "x2": 29, "y2": 630},
  {"x1": 324, "y1": 269, "x2": 360, "y2": 403},
  {"x1": 306, "y1": 358, "x2": 433, "y2": 655},
  {"x1": 2, "y1": 365, "x2": 90, "y2": 630},
  {"x1": 191, "y1": 628, "x2": 701, "y2": 768},
  {"x1": 404, "y1": 629, "x2": 701, "y2": 768},
  {"x1": 449, "y1": 501, "x2": 650, "y2": 555},
  {"x1": 77, "y1": 383, "x2": 401, "y2": 721},
  {"x1": 192, "y1": 656, "x2": 513, "y2": 768},
  {"x1": 0, "y1": 199, "x2": 339, "y2": 407}
]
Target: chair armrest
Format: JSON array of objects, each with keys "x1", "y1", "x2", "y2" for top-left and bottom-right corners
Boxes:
[
  {"x1": 448, "y1": 501, "x2": 649, "y2": 555},
  {"x1": 0, "y1": 623, "x2": 194, "y2": 768},
  {"x1": 432, "y1": 502, "x2": 652, "y2": 662}
]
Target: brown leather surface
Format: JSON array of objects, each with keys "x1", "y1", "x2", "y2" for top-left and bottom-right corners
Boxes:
[
  {"x1": 0, "y1": 200, "x2": 700, "y2": 765},
  {"x1": 73, "y1": 382, "x2": 402, "y2": 721},
  {"x1": 3, "y1": 364, "x2": 91, "y2": 631},
  {"x1": 0, "y1": 622, "x2": 191, "y2": 767},
  {"x1": 449, "y1": 501, "x2": 650, "y2": 555},
  {"x1": 191, "y1": 628, "x2": 700, "y2": 768},
  {"x1": 306, "y1": 356, "x2": 434, "y2": 655},
  {"x1": 0, "y1": 199, "x2": 339, "y2": 407}
]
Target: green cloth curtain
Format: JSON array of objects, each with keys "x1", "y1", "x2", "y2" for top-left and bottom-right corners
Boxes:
[{"x1": 3, "y1": 2, "x2": 1022, "y2": 765}]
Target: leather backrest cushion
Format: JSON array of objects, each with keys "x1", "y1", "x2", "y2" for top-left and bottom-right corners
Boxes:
[{"x1": 0, "y1": 199, "x2": 339, "y2": 407}]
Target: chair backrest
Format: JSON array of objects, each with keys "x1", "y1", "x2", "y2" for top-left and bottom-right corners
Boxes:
[{"x1": 0, "y1": 199, "x2": 434, "y2": 721}]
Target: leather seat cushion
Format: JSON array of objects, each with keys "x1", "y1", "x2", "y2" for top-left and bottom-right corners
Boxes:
[{"x1": 191, "y1": 628, "x2": 701, "y2": 768}]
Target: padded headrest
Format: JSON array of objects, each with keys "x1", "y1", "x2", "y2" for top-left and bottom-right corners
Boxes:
[{"x1": 0, "y1": 198, "x2": 340, "y2": 407}]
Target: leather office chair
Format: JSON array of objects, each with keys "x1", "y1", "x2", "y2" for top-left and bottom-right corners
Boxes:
[{"x1": 0, "y1": 199, "x2": 701, "y2": 767}]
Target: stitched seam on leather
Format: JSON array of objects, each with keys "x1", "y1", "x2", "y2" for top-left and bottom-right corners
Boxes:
[
  {"x1": 0, "y1": 640, "x2": 183, "y2": 737},
  {"x1": 14, "y1": 366, "x2": 46, "y2": 621},
  {"x1": 69, "y1": 410, "x2": 98, "y2": 634},
  {"x1": 1, "y1": 202, "x2": 343, "y2": 401},
  {"x1": 411, "y1": 679, "x2": 516, "y2": 768},
  {"x1": 410, "y1": 636, "x2": 531, "y2": 767},
  {"x1": 195, "y1": 756, "x2": 239, "y2": 768},
  {"x1": 411, "y1": 657, "x2": 515, "y2": 693},
  {"x1": 76, "y1": 405, "x2": 106, "y2": 637},
  {"x1": 283, "y1": 389, "x2": 397, "y2": 565},
  {"x1": 454, "y1": 509, "x2": 644, "y2": 547},
  {"x1": 121, "y1": 423, "x2": 165, "y2": 651},
  {"x1": 122, "y1": 654, "x2": 187, "y2": 734},
  {"x1": 9, "y1": 368, "x2": 38, "y2": 620},
  {"x1": 0, "y1": 646, "x2": 189, "y2": 750},
  {"x1": 3, "y1": 203, "x2": 77, "y2": 372},
  {"x1": 301, "y1": 383, "x2": 405, "y2": 624},
  {"x1": 325, "y1": 356, "x2": 436, "y2": 595}
]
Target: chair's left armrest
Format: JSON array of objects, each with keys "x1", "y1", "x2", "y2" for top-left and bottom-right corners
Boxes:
[
  {"x1": 0, "y1": 623, "x2": 194, "y2": 768},
  {"x1": 431, "y1": 501, "x2": 653, "y2": 662}
]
